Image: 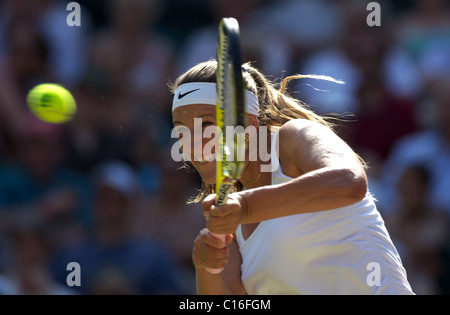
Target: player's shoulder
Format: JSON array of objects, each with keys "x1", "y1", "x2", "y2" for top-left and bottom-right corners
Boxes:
[
  {"x1": 277, "y1": 119, "x2": 317, "y2": 158},
  {"x1": 279, "y1": 119, "x2": 329, "y2": 140},
  {"x1": 277, "y1": 119, "x2": 337, "y2": 162}
]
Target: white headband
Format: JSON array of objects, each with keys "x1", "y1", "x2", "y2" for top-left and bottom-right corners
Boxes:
[{"x1": 172, "y1": 82, "x2": 259, "y2": 117}]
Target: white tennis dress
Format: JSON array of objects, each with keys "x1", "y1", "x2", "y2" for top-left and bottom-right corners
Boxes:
[{"x1": 235, "y1": 131, "x2": 414, "y2": 295}]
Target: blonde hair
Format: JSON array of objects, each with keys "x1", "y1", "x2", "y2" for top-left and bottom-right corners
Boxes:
[{"x1": 170, "y1": 60, "x2": 349, "y2": 203}]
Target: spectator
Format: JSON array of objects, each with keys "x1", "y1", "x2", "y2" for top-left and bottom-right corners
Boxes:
[
  {"x1": 88, "y1": 0, "x2": 173, "y2": 116},
  {"x1": 396, "y1": 0, "x2": 450, "y2": 83},
  {"x1": 298, "y1": 2, "x2": 422, "y2": 115},
  {"x1": 135, "y1": 158, "x2": 204, "y2": 293},
  {"x1": 177, "y1": 0, "x2": 294, "y2": 77},
  {"x1": 0, "y1": 0, "x2": 90, "y2": 85},
  {"x1": 344, "y1": 74, "x2": 418, "y2": 164},
  {"x1": 70, "y1": 0, "x2": 174, "y2": 169},
  {"x1": 379, "y1": 77, "x2": 450, "y2": 215},
  {"x1": 0, "y1": 115, "x2": 93, "y2": 240},
  {"x1": 256, "y1": 0, "x2": 347, "y2": 67},
  {"x1": 0, "y1": 16, "x2": 52, "y2": 157},
  {"x1": 130, "y1": 126, "x2": 163, "y2": 195},
  {"x1": 64, "y1": 86, "x2": 149, "y2": 173},
  {"x1": 2, "y1": 216, "x2": 76, "y2": 295},
  {"x1": 338, "y1": 73, "x2": 419, "y2": 199},
  {"x1": 384, "y1": 164, "x2": 448, "y2": 295},
  {"x1": 51, "y1": 160, "x2": 184, "y2": 294}
]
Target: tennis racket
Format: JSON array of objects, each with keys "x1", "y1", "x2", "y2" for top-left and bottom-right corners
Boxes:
[{"x1": 205, "y1": 17, "x2": 246, "y2": 274}]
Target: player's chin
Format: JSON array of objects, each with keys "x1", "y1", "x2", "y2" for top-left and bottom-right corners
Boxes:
[{"x1": 193, "y1": 159, "x2": 216, "y2": 185}]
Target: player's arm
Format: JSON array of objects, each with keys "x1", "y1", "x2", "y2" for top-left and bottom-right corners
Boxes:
[
  {"x1": 239, "y1": 119, "x2": 368, "y2": 223},
  {"x1": 193, "y1": 229, "x2": 245, "y2": 294}
]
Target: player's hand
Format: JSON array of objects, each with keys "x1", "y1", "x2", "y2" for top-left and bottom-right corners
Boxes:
[
  {"x1": 192, "y1": 228, "x2": 233, "y2": 271},
  {"x1": 202, "y1": 193, "x2": 244, "y2": 235}
]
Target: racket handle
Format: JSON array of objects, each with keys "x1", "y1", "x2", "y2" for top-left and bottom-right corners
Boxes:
[{"x1": 205, "y1": 231, "x2": 226, "y2": 274}]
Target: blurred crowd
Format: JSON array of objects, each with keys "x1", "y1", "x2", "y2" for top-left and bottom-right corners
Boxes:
[{"x1": 0, "y1": 0, "x2": 449, "y2": 295}]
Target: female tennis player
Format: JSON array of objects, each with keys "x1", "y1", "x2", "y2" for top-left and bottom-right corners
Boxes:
[{"x1": 170, "y1": 60, "x2": 414, "y2": 295}]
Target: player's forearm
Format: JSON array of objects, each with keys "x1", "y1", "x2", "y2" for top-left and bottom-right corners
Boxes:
[
  {"x1": 195, "y1": 269, "x2": 235, "y2": 295},
  {"x1": 240, "y1": 166, "x2": 368, "y2": 224}
]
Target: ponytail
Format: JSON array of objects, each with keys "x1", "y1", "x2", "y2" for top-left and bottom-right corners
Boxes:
[{"x1": 242, "y1": 64, "x2": 344, "y2": 131}]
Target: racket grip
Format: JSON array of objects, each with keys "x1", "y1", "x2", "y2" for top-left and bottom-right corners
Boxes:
[{"x1": 205, "y1": 231, "x2": 226, "y2": 274}]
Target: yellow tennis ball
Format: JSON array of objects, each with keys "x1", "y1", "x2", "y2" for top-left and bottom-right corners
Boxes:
[{"x1": 27, "y1": 83, "x2": 77, "y2": 124}]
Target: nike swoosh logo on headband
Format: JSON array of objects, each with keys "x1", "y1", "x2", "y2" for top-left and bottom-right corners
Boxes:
[{"x1": 178, "y1": 88, "x2": 200, "y2": 99}]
